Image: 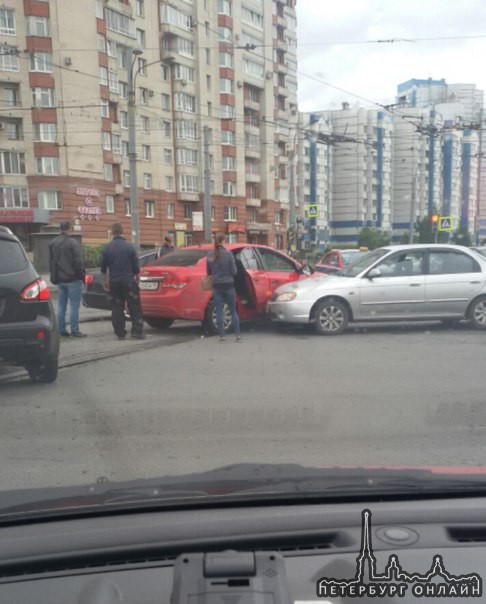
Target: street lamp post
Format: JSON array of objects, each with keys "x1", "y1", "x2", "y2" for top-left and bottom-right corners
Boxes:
[{"x1": 127, "y1": 48, "x2": 143, "y2": 250}]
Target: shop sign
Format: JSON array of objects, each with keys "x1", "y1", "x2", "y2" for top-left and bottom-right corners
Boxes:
[{"x1": 76, "y1": 187, "x2": 101, "y2": 221}]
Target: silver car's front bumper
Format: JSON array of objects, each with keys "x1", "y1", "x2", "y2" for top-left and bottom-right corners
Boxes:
[{"x1": 266, "y1": 300, "x2": 313, "y2": 324}]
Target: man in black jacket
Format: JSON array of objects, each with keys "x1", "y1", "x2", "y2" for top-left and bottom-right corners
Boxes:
[
  {"x1": 101, "y1": 223, "x2": 144, "y2": 340},
  {"x1": 49, "y1": 221, "x2": 86, "y2": 338}
]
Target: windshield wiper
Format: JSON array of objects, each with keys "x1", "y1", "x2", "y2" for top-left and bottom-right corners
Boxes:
[{"x1": 1, "y1": 464, "x2": 486, "y2": 522}]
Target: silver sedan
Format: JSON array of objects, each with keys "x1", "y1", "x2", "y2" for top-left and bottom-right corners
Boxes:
[{"x1": 266, "y1": 244, "x2": 486, "y2": 335}]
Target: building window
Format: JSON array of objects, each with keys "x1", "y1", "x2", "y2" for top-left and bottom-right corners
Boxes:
[
  {"x1": 223, "y1": 182, "x2": 235, "y2": 196},
  {"x1": 206, "y1": 48, "x2": 211, "y2": 64},
  {"x1": 177, "y1": 148, "x2": 198, "y2": 165},
  {"x1": 211, "y1": 206, "x2": 216, "y2": 221},
  {"x1": 99, "y1": 66, "x2": 108, "y2": 86},
  {"x1": 122, "y1": 141, "x2": 129, "y2": 158},
  {"x1": 145, "y1": 200, "x2": 155, "y2": 218},
  {"x1": 144, "y1": 173, "x2": 152, "y2": 189},
  {"x1": 241, "y1": 7, "x2": 264, "y2": 30},
  {"x1": 0, "y1": 151, "x2": 25, "y2": 174},
  {"x1": 163, "y1": 121, "x2": 172, "y2": 137},
  {"x1": 175, "y1": 92, "x2": 196, "y2": 113},
  {"x1": 221, "y1": 131, "x2": 235, "y2": 145},
  {"x1": 137, "y1": 57, "x2": 147, "y2": 76},
  {"x1": 105, "y1": 195, "x2": 115, "y2": 214},
  {"x1": 184, "y1": 203, "x2": 192, "y2": 219},
  {"x1": 275, "y1": 234, "x2": 283, "y2": 250},
  {"x1": 177, "y1": 37, "x2": 194, "y2": 57},
  {"x1": 3, "y1": 87, "x2": 18, "y2": 106},
  {"x1": 162, "y1": 4, "x2": 192, "y2": 31},
  {"x1": 0, "y1": 8, "x2": 16, "y2": 35},
  {"x1": 184, "y1": 233, "x2": 193, "y2": 246},
  {"x1": 95, "y1": 0, "x2": 104, "y2": 19},
  {"x1": 105, "y1": 8, "x2": 135, "y2": 37},
  {"x1": 219, "y1": 78, "x2": 233, "y2": 93},
  {"x1": 0, "y1": 187, "x2": 29, "y2": 208},
  {"x1": 102, "y1": 131, "x2": 111, "y2": 151},
  {"x1": 179, "y1": 175, "x2": 199, "y2": 193},
  {"x1": 142, "y1": 145, "x2": 150, "y2": 161},
  {"x1": 112, "y1": 133, "x2": 122, "y2": 155},
  {"x1": 165, "y1": 176, "x2": 174, "y2": 191},
  {"x1": 29, "y1": 52, "x2": 52, "y2": 73},
  {"x1": 5, "y1": 121, "x2": 21, "y2": 140},
  {"x1": 218, "y1": 26, "x2": 232, "y2": 42},
  {"x1": 167, "y1": 203, "x2": 175, "y2": 219},
  {"x1": 227, "y1": 233, "x2": 238, "y2": 244},
  {"x1": 108, "y1": 70, "x2": 118, "y2": 93},
  {"x1": 123, "y1": 170, "x2": 130, "y2": 187},
  {"x1": 164, "y1": 148, "x2": 173, "y2": 164},
  {"x1": 26, "y1": 16, "x2": 50, "y2": 37},
  {"x1": 0, "y1": 48, "x2": 19, "y2": 72},
  {"x1": 32, "y1": 87, "x2": 55, "y2": 107},
  {"x1": 136, "y1": 29, "x2": 145, "y2": 48},
  {"x1": 219, "y1": 52, "x2": 233, "y2": 68},
  {"x1": 125, "y1": 198, "x2": 131, "y2": 216},
  {"x1": 220, "y1": 105, "x2": 235, "y2": 119},
  {"x1": 120, "y1": 111, "x2": 128, "y2": 128},
  {"x1": 139, "y1": 87, "x2": 148, "y2": 104},
  {"x1": 162, "y1": 94, "x2": 170, "y2": 110},
  {"x1": 222, "y1": 156, "x2": 235, "y2": 170},
  {"x1": 175, "y1": 119, "x2": 197, "y2": 140},
  {"x1": 224, "y1": 206, "x2": 237, "y2": 221},
  {"x1": 217, "y1": 0, "x2": 232, "y2": 16},
  {"x1": 140, "y1": 115, "x2": 149, "y2": 133},
  {"x1": 98, "y1": 34, "x2": 107, "y2": 53},
  {"x1": 274, "y1": 210, "x2": 283, "y2": 225},
  {"x1": 119, "y1": 82, "x2": 128, "y2": 98},
  {"x1": 38, "y1": 191, "x2": 61, "y2": 210},
  {"x1": 136, "y1": 0, "x2": 144, "y2": 17},
  {"x1": 36, "y1": 157, "x2": 59, "y2": 175},
  {"x1": 103, "y1": 163, "x2": 113, "y2": 181},
  {"x1": 34, "y1": 123, "x2": 57, "y2": 143},
  {"x1": 101, "y1": 99, "x2": 109, "y2": 118}
]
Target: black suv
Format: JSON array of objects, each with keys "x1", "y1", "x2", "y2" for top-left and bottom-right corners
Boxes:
[{"x1": 0, "y1": 227, "x2": 59, "y2": 383}]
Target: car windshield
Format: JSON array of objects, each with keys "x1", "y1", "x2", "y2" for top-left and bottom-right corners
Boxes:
[
  {"x1": 153, "y1": 249, "x2": 208, "y2": 267},
  {"x1": 338, "y1": 249, "x2": 389, "y2": 277},
  {"x1": 3, "y1": 0, "x2": 486, "y2": 531}
]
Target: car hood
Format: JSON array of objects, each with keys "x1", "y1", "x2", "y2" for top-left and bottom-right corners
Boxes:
[{"x1": 275, "y1": 273, "x2": 353, "y2": 293}]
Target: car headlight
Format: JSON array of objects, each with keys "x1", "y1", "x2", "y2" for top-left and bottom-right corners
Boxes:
[{"x1": 275, "y1": 291, "x2": 297, "y2": 302}]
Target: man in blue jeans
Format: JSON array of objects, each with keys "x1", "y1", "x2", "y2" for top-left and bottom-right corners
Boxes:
[{"x1": 49, "y1": 221, "x2": 86, "y2": 338}]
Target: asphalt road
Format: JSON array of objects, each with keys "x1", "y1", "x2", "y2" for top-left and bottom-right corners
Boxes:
[{"x1": 0, "y1": 319, "x2": 485, "y2": 490}]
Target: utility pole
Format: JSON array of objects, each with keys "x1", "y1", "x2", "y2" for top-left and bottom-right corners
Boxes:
[
  {"x1": 203, "y1": 126, "x2": 212, "y2": 243},
  {"x1": 127, "y1": 48, "x2": 143, "y2": 250},
  {"x1": 408, "y1": 171, "x2": 417, "y2": 244}
]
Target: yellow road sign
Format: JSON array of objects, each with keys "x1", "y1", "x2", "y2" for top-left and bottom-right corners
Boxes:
[
  {"x1": 438, "y1": 216, "x2": 453, "y2": 232},
  {"x1": 306, "y1": 204, "x2": 319, "y2": 218}
]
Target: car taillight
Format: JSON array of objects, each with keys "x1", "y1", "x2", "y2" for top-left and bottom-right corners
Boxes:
[
  {"x1": 85, "y1": 274, "x2": 94, "y2": 285},
  {"x1": 21, "y1": 278, "x2": 50, "y2": 301},
  {"x1": 160, "y1": 275, "x2": 191, "y2": 290}
]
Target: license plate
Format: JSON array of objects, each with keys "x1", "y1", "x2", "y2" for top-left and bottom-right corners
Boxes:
[{"x1": 139, "y1": 281, "x2": 158, "y2": 290}]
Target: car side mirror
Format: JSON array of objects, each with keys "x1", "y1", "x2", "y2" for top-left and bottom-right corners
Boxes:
[{"x1": 367, "y1": 268, "x2": 381, "y2": 279}]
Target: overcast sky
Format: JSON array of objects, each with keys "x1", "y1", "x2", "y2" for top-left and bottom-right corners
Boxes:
[{"x1": 296, "y1": 0, "x2": 486, "y2": 112}]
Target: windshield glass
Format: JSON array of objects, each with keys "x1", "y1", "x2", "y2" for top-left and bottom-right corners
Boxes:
[
  {"x1": 2, "y1": 0, "x2": 486, "y2": 522},
  {"x1": 339, "y1": 249, "x2": 389, "y2": 277}
]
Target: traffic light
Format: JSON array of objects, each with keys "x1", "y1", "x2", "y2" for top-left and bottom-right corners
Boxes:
[{"x1": 431, "y1": 214, "x2": 440, "y2": 232}]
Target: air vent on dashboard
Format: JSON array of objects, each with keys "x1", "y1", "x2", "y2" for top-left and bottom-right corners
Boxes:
[{"x1": 447, "y1": 527, "x2": 486, "y2": 543}]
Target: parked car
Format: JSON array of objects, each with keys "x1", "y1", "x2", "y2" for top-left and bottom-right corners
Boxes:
[
  {"x1": 139, "y1": 244, "x2": 309, "y2": 334},
  {"x1": 82, "y1": 248, "x2": 159, "y2": 310},
  {"x1": 0, "y1": 226, "x2": 60, "y2": 382},
  {"x1": 267, "y1": 244, "x2": 486, "y2": 335},
  {"x1": 314, "y1": 248, "x2": 368, "y2": 274}
]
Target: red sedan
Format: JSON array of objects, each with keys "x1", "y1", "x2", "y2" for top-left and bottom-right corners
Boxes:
[
  {"x1": 139, "y1": 244, "x2": 308, "y2": 334},
  {"x1": 314, "y1": 248, "x2": 369, "y2": 274}
]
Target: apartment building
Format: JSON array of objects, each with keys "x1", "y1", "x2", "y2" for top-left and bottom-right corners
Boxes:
[
  {"x1": 326, "y1": 105, "x2": 393, "y2": 245},
  {"x1": 0, "y1": 0, "x2": 298, "y2": 250}
]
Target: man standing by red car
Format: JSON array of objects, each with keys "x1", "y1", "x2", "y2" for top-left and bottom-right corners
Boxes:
[{"x1": 101, "y1": 223, "x2": 145, "y2": 340}]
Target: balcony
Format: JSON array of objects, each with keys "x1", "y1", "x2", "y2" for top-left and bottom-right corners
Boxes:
[
  {"x1": 246, "y1": 198, "x2": 262, "y2": 208},
  {"x1": 243, "y1": 97, "x2": 260, "y2": 111},
  {"x1": 247, "y1": 221, "x2": 270, "y2": 231},
  {"x1": 177, "y1": 192, "x2": 199, "y2": 203},
  {"x1": 245, "y1": 147, "x2": 261, "y2": 159},
  {"x1": 245, "y1": 172, "x2": 261, "y2": 183}
]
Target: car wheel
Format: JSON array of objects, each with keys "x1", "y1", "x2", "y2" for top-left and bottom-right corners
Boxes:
[
  {"x1": 145, "y1": 317, "x2": 174, "y2": 330},
  {"x1": 314, "y1": 298, "x2": 348, "y2": 335},
  {"x1": 26, "y1": 357, "x2": 58, "y2": 384},
  {"x1": 203, "y1": 300, "x2": 232, "y2": 335},
  {"x1": 468, "y1": 297, "x2": 486, "y2": 330}
]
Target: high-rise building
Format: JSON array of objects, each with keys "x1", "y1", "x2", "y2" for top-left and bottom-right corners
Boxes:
[{"x1": 0, "y1": 0, "x2": 298, "y2": 251}]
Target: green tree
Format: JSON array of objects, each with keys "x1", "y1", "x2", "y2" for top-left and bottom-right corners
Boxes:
[
  {"x1": 358, "y1": 228, "x2": 390, "y2": 250},
  {"x1": 451, "y1": 225, "x2": 472, "y2": 247}
]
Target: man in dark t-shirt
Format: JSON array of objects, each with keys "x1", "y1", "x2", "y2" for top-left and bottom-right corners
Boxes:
[{"x1": 101, "y1": 223, "x2": 144, "y2": 340}]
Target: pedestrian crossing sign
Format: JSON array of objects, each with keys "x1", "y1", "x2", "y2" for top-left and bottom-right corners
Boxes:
[
  {"x1": 306, "y1": 204, "x2": 319, "y2": 218},
  {"x1": 438, "y1": 216, "x2": 453, "y2": 232}
]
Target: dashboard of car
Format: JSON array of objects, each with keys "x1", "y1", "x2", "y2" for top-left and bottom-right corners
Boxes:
[{"x1": 1, "y1": 495, "x2": 485, "y2": 603}]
